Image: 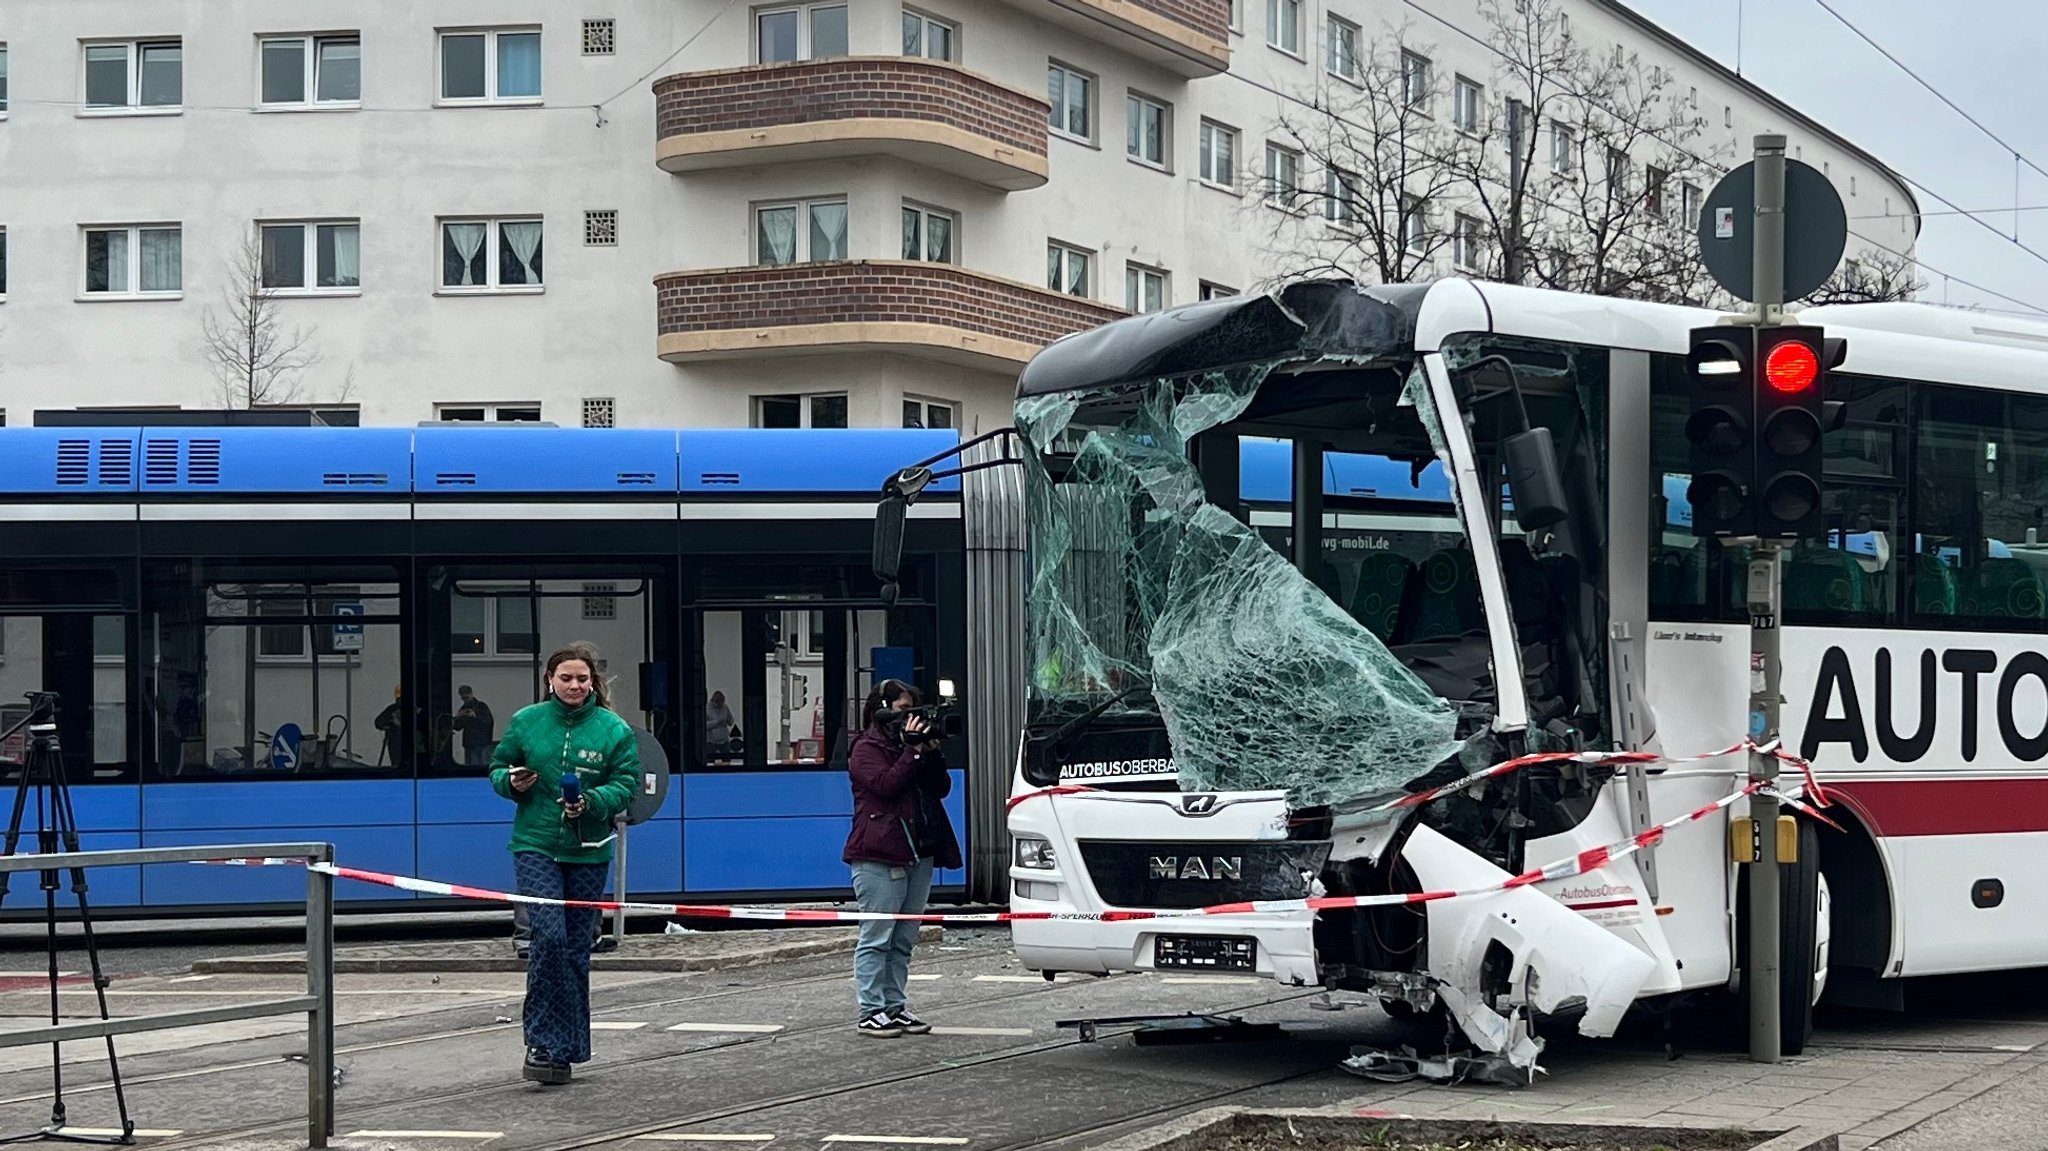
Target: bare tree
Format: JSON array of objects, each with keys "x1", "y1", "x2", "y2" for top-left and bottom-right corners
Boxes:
[
  {"x1": 1264, "y1": 28, "x2": 1476, "y2": 286},
  {"x1": 201, "y1": 237, "x2": 320, "y2": 408},
  {"x1": 1799, "y1": 249, "x2": 1924, "y2": 305}
]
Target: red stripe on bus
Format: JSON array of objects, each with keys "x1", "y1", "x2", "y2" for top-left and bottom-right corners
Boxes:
[
  {"x1": 1828, "y1": 780, "x2": 2048, "y2": 837},
  {"x1": 1567, "y1": 899, "x2": 1637, "y2": 911}
]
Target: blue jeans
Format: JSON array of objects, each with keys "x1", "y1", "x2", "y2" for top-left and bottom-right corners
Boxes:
[
  {"x1": 850, "y1": 857, "x2": 934, "y2": 1018},
  {"x1": 514, "y1": 851, "x2": 609, "y2": 1063}
]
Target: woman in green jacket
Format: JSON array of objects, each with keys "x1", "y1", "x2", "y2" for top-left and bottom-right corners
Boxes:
[{"x1": 488, "y1": 644, "x2": 639, "y2": 1085}]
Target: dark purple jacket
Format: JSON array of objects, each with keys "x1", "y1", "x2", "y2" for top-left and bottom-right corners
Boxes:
[{"x1": 843, "y1": 725, "x2": 963, "y2": 869}]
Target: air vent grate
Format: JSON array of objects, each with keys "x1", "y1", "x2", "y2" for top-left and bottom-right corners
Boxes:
[
  {"x1": 615, "y1": 471, "x2": 656, "y2": 486},
  {"x1": 436, "y1": 473, "x2": 479, "y2": 487},
  {"x1": 323, "y1": 472, "x2": 391, "y2": 487},
  {"x1": 99, "y1": 440, "x2": 133, "y2": 487},
  {"x1": 187, "y1": 440, "x2": 222, "y2": 485},
  {"x1": 699, "y1": 472, "x2": 742, "y2": 486},
  {"x1": 56, "y1": 441, "x2": 91, "y2": 486},
  {"x1": 143, "y1": 440, "x2": 179, "y2": 486}
]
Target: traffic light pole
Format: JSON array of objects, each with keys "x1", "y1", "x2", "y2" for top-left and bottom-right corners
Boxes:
[{"x1": 1745, "y1": 133, "x2": 1788, "y2": 1066}]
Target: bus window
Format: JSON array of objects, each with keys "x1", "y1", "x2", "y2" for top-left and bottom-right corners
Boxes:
[{"x1": 1914, "y1": 385, "x2": 2048, "y2": 626}]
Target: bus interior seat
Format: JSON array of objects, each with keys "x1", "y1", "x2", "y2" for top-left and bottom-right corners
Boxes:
[
  {"x1": 1346, "y1": 551, "x2": 1414, "y2": 644},
  {"x1": 1784, "y1": 546, "x2": 1871, "y2": 616},
  {"x1": 1961, "y1": 557, "x2": 2048, "y2": 619},
  {"x1": 1398, "y1": 547, "x2": 1483, "y2": 643},
  {"x1": 1650, "y1": 545, "x2": 1699, "y2": 607},
  {"x1": 1911, "y1": 555, "x2": 1958, "y2": 616}
]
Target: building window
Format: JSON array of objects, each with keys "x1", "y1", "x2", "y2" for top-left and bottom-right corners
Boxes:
[
  {"x1": 437, "y1": 403, "x2": 542, "y2": 422},
  {"x1": 83, "y1": 225, "x2": 182, "y2": 297},
  {"x1": 449, "y1": 586, "x2": 539, "y2": 658},
  {"x1": 903, "y1": 397, "x2": 956, "y2": 430},
  {"x1": 1324, "y1": 169, "x2": 1357, "y2": 224},
  {"x1": 1645, "y1": 165, "x2": 1668, "y2": 218},
  {"x1": 1453, "y1": 76, "x2": 1481, "y2": 133},
  {"x1": 582, "y1": 19, "x2": 616, "y2": 55},
  {"x1": 1401, "y1": 51, "x2": 1430, "y2": 110},
  {"x1": 584, "y1": 209, "x2": 618, "y2": 246},
  {"x1": 1605, "y1": 147, "x2": 1630, "y2": 194},
  {"x1": 902, "y1": 203, "x2": 956, "y2": 263},
  {"x1": 1681, "y1": 181, "x2": 1702, "y2": 229},
  {"x1": 259, "y1": 35, "x2": 361, "y2": 106},
  {"x1": 0, "y1": 228, "x2": 7, "y2": 298},
  {"x1": 1550, "y1": 122, "x2": 1575, "y2": 175},
  {"x1": 756, "y1": 199, "x2": 848, "y2": 264},
  {"x1": 1048, "y1": 62, "x2": 1092, "y2": 141},
  {"x1": 1230, "y1": 0, "x2": 1243, "y2": 32},
  {"x1": 259, "y1": 221, "x2": 361, "y2": 292},
  {"x1": 1326, "y1": 16, "x2": 1359, "y2": 81},
  {"x1": 1266, "y1": 0, "x2": 1301, "y2": 55},
  {"x1": 1401, "y1": 196, "x2": 1427, "y2": 254},
  {"x1": 755, "y1": 393, "x2": 848, "y2": 429},
  {"x1": 757, "y1": 4, "x2": 848, "y2": 64},
  {"x1": 902, "y1": 10, "x2": 956, "y2": 60},
  {"x1": 438, "y1": 28, "x2": 541, "y2": 103},
  {"x1": 1264, "y1": 143, "x2": 1301, "y2": 209},
  {"x1": 440, "y1": 217, "x2": 544, "y2": 290},
  {"x1": 1453, "y1": 213, "x2": 1480, "y2": 270},
  {"x1": 1125, "y1": 263, "x2": 1167, "y2": 314},
  {"x1": 1199, "y1": 120, "x2": 1237, "y2": 189},
  {"x1": 84, "y1": 40, "x2": 183, "y2": 111},
  {"x1": 1199, "y1": 281, "x2": 1237, "y2": 300},
  {"x1": 0, "y1": 44, "x2": 8, "y2": 115},
  {"x1": 1126, "y1": 93, "x2": 1168, "y2": 168},
  {"x1": 1048, "y1": 242, "x2": 1091, "y2": 297}
]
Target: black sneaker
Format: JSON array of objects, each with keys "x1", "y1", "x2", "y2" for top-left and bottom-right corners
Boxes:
[
  {"x1": 857, "y1": 1012, "x2": 904, "y2": 1038},
  {"x1": 891, "y1": 1009, "x2": 931, "y2": 1034},
  {"x1": 522, "y1": 1047, "x2": 569, "y2": 1085}
]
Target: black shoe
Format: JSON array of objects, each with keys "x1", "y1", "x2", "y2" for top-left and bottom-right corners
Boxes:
[
  {"x1": 857, "y1": 1012, "x2": 904, "y2": 1038},
  {"x1": 891, "y1": 1009, "x2": 931, "y2": 1034},
  {"x1": 522, "y1": 1047, "x2": 569, "y2": 1085}
]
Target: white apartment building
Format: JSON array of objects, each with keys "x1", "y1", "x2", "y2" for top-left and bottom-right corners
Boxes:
[{"x1": 0, "y1": 1, "x2": 1918, "y2": 433}]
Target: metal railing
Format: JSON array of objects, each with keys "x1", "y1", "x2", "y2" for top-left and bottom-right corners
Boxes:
[{"x1": 0, "y1": 843, "x2": 335, "y2": 1148}]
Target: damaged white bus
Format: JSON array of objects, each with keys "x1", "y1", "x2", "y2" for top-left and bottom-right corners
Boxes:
[{"x1": 872, "y1": 277, "x2": 2048, "y2": 1072}]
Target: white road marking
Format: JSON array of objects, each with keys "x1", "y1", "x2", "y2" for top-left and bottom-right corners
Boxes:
[
  {"x1": 928, "y1": 1026, "x2": 1032, "y2": 1037},
  {"x1": 0, "y1": 971, "x2": 79, "y2": 978},
  {"x1": 634, "y1": 1136, "x2": 776, "y2": 1143},
  {"x1": 666, "y1": 1022, "x2": 784, "y2": 1034},
  {"x1": 970, "y1": 974, "x2": 1079, "y2": 983},
  {"x1": 1160, "y1": 977, "x2": 1264, "y2": 985},
  {"x1": 345, "y1": 1132, "x2": 504, "y2": 1141},
  {"x1": 824, "y1": 1136, "x2": 969, "y2": 1145},
  {"x1": 53, "y1": 1129, "x2": 181, "y2": 1138},
  {"x1": 164, "y1": 975, "x2": 214, "y2": 983},
  {"x1": 908, "y1": 974, "x2": 944, "y2": 981},
  {"x1": 592, "y1": 1021, "x2": 649, "y2": 1031}
]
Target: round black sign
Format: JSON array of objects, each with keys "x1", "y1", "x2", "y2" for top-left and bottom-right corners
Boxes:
[{"x1": 1696, "y1": 158, "x2": 1848, "y2": 303}]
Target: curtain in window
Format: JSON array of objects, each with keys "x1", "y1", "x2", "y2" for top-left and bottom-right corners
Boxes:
[
  {"x1": 496, "y1": 33, "x2": 541, "y2": 98},
  {"x1": 139, "y1": 228, "x2": 180, "y2": 292},
  {"x1": 758, "y1": 208, "x2": 797, "y2": 264},
  {"x1": 809, "y1": 202, "x2": 847, "y2": 262},
  {"x1": 926, "y1": 214, "x2": 952, "y2": 262},
  {"x1": 87, "y1": 230, "x2": 128, "y2": 293},
  {"x1": 321, "y1": 224, "x2": 360, "y2": 288},
  {"x1": 500, "y1": 221, "x2": 542, "y2": 285},
  {"x1": 318, "y1": 40, "x2": 361, "y2": 102},
  {"x1": 901, "y1": 209, "x2": 921, "y2": 260},
  {"x1": 444, "y1": 222, "x2": 486, "y2": 286}
]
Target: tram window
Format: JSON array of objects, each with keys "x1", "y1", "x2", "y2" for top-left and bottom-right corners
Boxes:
[
  {"x1": 1911, "y1": 385, "x2": 2048, "y2": 628},
  {"x1": 144, "y1": 563, "x2": 404, "y2": 779},
  {"x1": 0, "y1": 614, "x2": 132, "y2": 782},
  {"x1": 693, "y1": 604, "x2": 918, "y2": 772}
]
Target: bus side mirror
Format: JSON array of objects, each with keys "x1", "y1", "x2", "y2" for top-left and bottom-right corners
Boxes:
[
  {"x1": 1503, "y1": 427, "x2": 1570, "y2": 530},
  {"x1": 874, "y1": 467, "x2": 933, "y2": 605}
]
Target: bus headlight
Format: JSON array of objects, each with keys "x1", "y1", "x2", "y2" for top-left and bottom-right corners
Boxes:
[{"x1": 1014, "y1": 837, "x2": 1057, "y2": 870}]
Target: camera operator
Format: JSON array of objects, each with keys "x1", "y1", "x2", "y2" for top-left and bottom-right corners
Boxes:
[{"x1": 842, "y1": 678, "x2": 960, "y2": 1037}]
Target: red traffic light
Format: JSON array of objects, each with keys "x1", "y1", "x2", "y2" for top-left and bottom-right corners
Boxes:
[{"x1": 1764, "y1": 340, "x2": 1819, "y2": 394}]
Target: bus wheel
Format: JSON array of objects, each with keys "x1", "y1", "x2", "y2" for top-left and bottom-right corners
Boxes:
[{"x1": 1778, "y1": 817, "x2": 1823, "y2": 1056}]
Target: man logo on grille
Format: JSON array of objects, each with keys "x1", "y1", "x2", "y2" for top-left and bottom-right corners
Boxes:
[{"x1": 1180, "y1": 794, "x2": 1217, "y2": 815}]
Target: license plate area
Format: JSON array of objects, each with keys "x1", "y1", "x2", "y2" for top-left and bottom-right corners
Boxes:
[{"x1": 1153, "y1": 934, "x2": 1257, "y2": 972}]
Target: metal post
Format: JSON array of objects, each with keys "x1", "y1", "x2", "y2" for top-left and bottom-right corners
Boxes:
[
  {"x1": 1745, "y1": 132, "x2": 1789, "y2": 1067},
  {"x1": 612, "y1": 815, "x2": 628, "y2": 944},
  {"x1": 306, "y1": 845, "x2": 336, "y2": 1147}
]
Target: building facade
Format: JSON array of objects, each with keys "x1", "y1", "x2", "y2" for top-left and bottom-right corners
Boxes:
[{"x1": 0, "y1": 0, "x2": 1918, "y2": 431}]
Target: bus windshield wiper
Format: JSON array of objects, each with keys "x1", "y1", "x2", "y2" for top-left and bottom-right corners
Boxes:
[{"x1": 1041, "y1": 680, "x2": 1155, "y2": 755}]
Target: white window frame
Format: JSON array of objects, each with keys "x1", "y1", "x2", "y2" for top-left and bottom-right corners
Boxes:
[
  {"x1": 1324, "y1": 168, "x2": 1358, "y2": 225},
  {"x1": 1048, "y1": 241, "x2": 1092, "y2": 298},
  {"x1": 903, "y1": 396, "x2": 958, "y2": 431},
  {"x1": 1126, "y1": 92, "x2": 1168, "y2": 170},
  {"x1": 1452, "y1": 76, "x2": 1481, "y2": 134},
  {"x1": 754, "y1": 198, "x2": 849, "y2": 265},
  {"x1": 1199, "y1": 281, "x2": 1238, "y2": 301},
  {"x1": 1681, "y1": 181, "x2": 1703, "y2": 229},
  {"x1": 1452, "y1": 213, "x2": 1481, "y2": 271},
  {"x1": 1325, "y1": 15, "x2": 1359, "y2": 82},
  {"x1": 1266, "y1": 0, "x2": 1301, "y2": 57},
  {"x1": 1198, "y1": 119, "x2": 1238, "y2": 190},
  {"x1": 1401, "y1": 196, "x2": 1428, "y2": 254},
  {"x1": 80, "y1": 224, "x2": 183, "y2": 300},
  {"x1": 756, "y1": 3, "x2": 849, "y2": 64},
  {"x1": 1550, "y1": 121, "x2": 1575, "y2": 176},
  {"x1": 901, "y1": 201, "x2": 958, "y2": 264},
  {"x1": 1401, "y1": 51, "x2": 1430, "y2": 111},
  {"x1": 753, "y1": 393, "x2": 848, "y2": 429},
  {"x1": 1124, "y1": 262, "x2": 1168, "y2": 314},
  {"x1": 1230, "y1": 0, "x2": 1243, "y2": 33},
  {"x1": 438, "y1": 216, "x2": 545, "y2": 293},
  {"x1": 81, "y1": 39, "x2": 183, "y2": 115},
  {"x1": 1048, "y1": 61, "x2": 1093, "y2": 143},
  {"x1": 258, "y1": 219, "x2": 362, "y2": 295},
  {"x1": 257, "y1": 34, "x2": 362, "y2": 110},
  {"x1": 0, "y1": 226, "x2": 8, "y2": 301},
  {"x1": 1264, "y1": 143, "x2": 1301, "y2": 211},
  {"x1": 901, "y1": 8, "x2": 957, "y2": 61},
  {"x1": 435, "y1": 27, "x2": 542, "y2": 106},
  {"x1": 1, "y1": 43, "x2": 10, "y2": 119},
  {"x1": 448, "y1": 584, "x2": 541, "y2": 662}
]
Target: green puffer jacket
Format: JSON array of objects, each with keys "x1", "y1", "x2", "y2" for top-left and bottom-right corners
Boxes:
[{"x1": 487, "y1": 696, "x2": 641, "y2": 865}]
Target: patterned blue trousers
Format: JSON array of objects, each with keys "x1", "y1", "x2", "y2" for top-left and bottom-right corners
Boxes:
[{"x1": 514, "y1": 851, "x2": 609, "y2": 1064}]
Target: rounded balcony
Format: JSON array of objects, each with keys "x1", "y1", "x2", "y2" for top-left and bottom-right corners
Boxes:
[
  {"x1": 992, "y1": 0, "x2": 1230, "y2": 77},
  {"x1": 654, "y1": 58, "x2": 1050, "y2": 192},
  {"x1": 654, "y1": 260, "x2": 1126, "y2": 373}
]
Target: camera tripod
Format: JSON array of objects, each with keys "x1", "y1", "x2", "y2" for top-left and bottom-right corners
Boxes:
[{"x1": 0, "y1": 693, "x2": 133, "y2": 1145}]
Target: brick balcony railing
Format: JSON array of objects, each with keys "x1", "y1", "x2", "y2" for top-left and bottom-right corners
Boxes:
[
  {"x1": 654, "y1": 58, "x2": 1049, "y2": 191},
  {"x1": 993, "y1": 0, "x2": 1230, "y2": 75},
  {"x1": 655, "y1": 261, "x2": 1126, "y2": 371}
]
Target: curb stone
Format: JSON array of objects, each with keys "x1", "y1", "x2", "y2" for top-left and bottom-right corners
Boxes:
[
  {"x1": 190, "y1": 925, "x2": 942, "y2": 974},
  {"x1": 1084, "y1": 1105, "x2": 1838, "y2": 1151}
]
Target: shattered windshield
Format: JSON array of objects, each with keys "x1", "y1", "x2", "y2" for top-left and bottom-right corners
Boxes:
[{"x1": 1017, "y1": 357, "x2": 1466, "y2": 809}]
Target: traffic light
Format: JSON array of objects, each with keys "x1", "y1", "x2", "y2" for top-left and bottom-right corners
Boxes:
[
  {"x1": 1683, "y1": 327, "x2": 1756, "y2": 538},
  {"x1": 1752, "y1": 325, "x2": 1827, "y2": 539}
]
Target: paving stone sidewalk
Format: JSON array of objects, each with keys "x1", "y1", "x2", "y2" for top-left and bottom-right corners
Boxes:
[{"x1": 190, "y1": 924, "x2": 942, "y2": 974}]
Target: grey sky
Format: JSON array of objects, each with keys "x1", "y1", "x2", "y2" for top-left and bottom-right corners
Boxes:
[{"x1": 1626, "y1": 0, "x2": 2048, "y2": 315}]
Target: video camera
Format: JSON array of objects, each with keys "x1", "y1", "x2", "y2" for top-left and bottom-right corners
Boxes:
[{"x1": 887, "y1": 700, "x2": 963, "y2": 743}]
